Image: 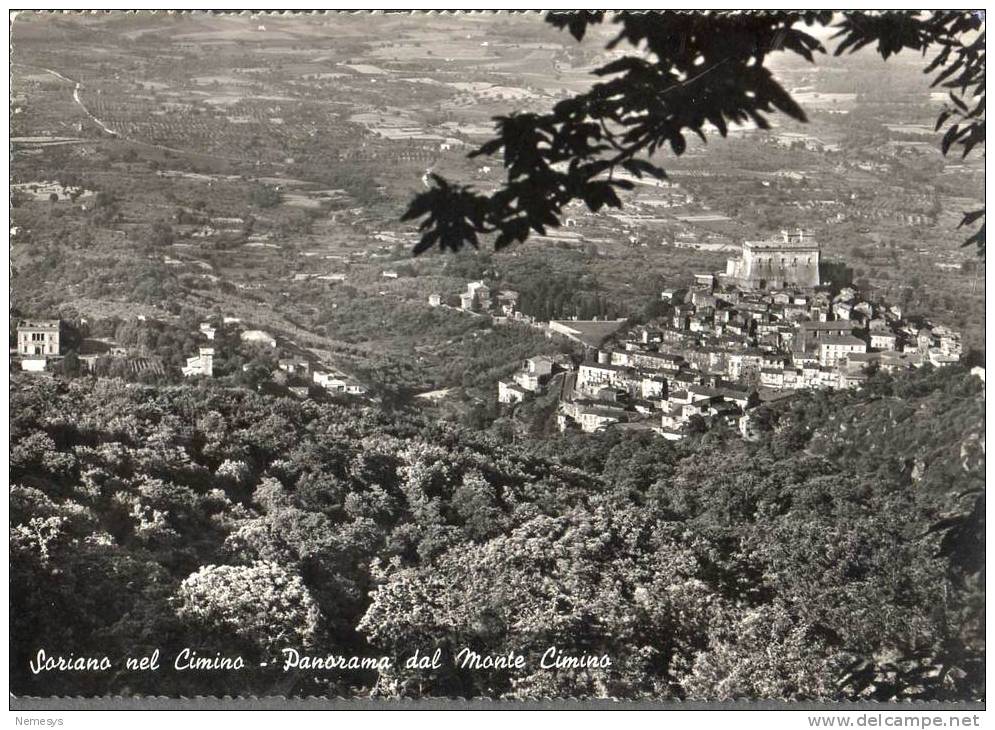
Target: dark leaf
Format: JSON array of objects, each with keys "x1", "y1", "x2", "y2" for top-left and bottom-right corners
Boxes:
[
  {"x1": 960, "y1": 209, "x2": 985, "y2": 227},
  {"x1": 546, "y1": 10, "x2": 604, "y2": 42}
]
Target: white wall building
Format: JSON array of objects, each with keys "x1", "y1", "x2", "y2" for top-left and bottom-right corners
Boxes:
[
  {"x1": 818, "y1": 335, "x2": 867, "y2": 367},
  {"x1": 182, "y1": 348, "x2": 214, "y2": 377}
]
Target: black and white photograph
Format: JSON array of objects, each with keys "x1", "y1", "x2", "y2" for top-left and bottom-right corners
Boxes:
[{"x1": 7, "y1": 8, "x2": 987, "y2": 711}]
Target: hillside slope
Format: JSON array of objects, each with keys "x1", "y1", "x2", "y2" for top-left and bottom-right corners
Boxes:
[{"x1": 9, "y1": 365, "x2": 985, "y2": 699}]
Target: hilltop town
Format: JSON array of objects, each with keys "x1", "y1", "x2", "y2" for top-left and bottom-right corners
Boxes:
[{"x1": 496, "y1": 231, "x2": 969, "y2": 440}]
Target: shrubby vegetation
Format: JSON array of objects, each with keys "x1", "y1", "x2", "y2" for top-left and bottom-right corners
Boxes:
[
  {"x1": 510, "y1": 265, "x2": 624, "y2": 322},
  {"x1": 9, "y1": 365, "x2": 983, "y2": 699},
  {"x1": 248, "y1": 184, "x2": 282, "y2": 209}
]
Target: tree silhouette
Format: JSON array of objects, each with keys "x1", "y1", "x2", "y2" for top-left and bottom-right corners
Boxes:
[{"x1": 403, "y1": 11, "x2": 984, "y2": 256}]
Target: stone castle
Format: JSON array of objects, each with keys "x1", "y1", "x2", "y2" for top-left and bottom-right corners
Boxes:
[{"x1": 723, "y1": 229, "x2": 820, "y2": 290}]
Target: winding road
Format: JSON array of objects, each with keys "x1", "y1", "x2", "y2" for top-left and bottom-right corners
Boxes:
[
  {"x1": 15, "y1": 62, "x2": 258, "y2": 165},
  {"x1": 71, "y1": 81, "x2": 118, "y2": 137},
  {"x1": 22, "y1": 65, "x2": 121, "y2": 137}
]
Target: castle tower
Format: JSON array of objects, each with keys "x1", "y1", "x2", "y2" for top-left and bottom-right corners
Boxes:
[{"x1": 725, "y1": 229, "x2": 820, "y2": 290}]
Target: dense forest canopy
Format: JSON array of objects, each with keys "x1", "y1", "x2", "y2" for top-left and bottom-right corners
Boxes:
[{"x1": 10, "y1": 365, "x2": 984, "y2": 699}]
